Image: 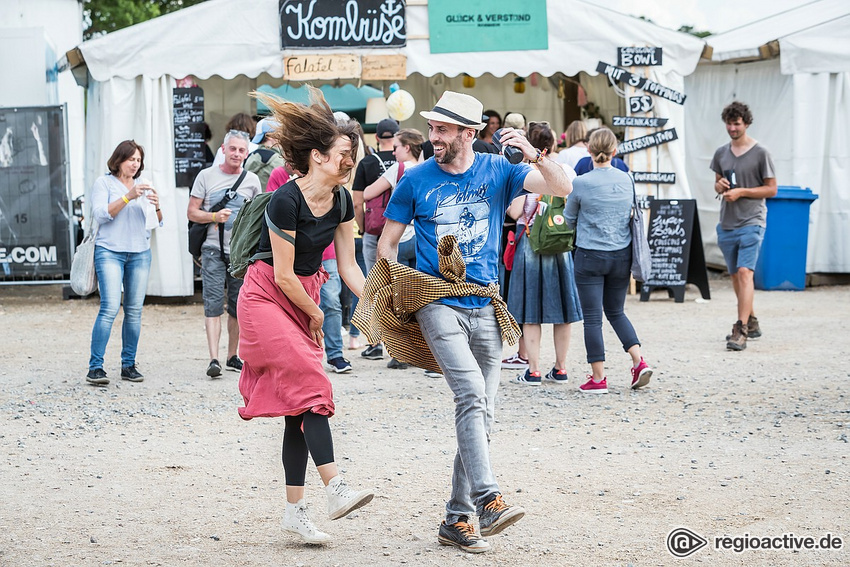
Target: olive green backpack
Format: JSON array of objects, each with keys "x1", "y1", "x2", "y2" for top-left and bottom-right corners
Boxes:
[{"x1": 528, "y1": 194, "x2": 575, "y2": 255}]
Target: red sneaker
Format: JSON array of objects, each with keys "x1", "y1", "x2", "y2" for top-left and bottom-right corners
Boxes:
[
  {"x1": 501, "y1": 352, "x2": 529, "y2": 369},
  {"x1": 579, "y1": 375, "x2": 608, "y2": 394},
  {"x1": 630, "y1": 358, "x2": 652, "y2": 389}
]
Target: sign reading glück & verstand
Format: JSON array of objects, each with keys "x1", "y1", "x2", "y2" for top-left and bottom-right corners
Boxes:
[
  {"x1": 427, "y1": 0, "x2": 547, "y2": 54},
  {"x1": 279, "y1": 0, "x2": 406, "y2": 49}
]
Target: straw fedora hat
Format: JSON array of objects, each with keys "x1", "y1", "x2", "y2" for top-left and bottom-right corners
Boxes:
[{"x1": 420, "y1": 91, "x2": 486, "y2": 131}]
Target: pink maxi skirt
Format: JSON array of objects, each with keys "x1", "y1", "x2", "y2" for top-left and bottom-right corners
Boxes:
[{"x1": 237, "y1": 260, "x2": 333, "y2": 420}]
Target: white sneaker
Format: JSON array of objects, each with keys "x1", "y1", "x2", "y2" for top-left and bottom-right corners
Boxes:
[
  {"x1": 282, "y1": 499, "x2": 332, "y2": 544},
  {"x1": 325, "y1": 477, "x2": 375, "y2": 520},
  {"x1": 424, "y1": 369, "x2": 443, "y2": 378}
]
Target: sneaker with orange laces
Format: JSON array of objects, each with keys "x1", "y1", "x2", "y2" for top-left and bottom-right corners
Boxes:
[
  {"x1": 479, "y1": 493, "x2": 525, "y2": 537},
  {"x1": 437, "y1": 516, "x2": 490, "y2": 553},
  {"x1": 579, "y1": 375, "x2": 608, "y2": 394}
]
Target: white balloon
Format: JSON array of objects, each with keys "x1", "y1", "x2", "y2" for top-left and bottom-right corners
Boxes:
[{"x1": 386, "y1": 90, "x2": 415, "y2": 122}]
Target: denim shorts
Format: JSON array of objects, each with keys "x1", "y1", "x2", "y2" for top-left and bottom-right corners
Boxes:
[
  {"x1": 200, "y1": 247, "x2": 242, "y2": 317},
  {"x1": 716, "y1": 224, "x2": 765, "y2": 273}
]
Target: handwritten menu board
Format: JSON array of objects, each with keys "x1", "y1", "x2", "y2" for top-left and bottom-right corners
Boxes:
[
  {"x1": 173, "y1": 87, "x2": 205, "y2": 188},
  {"x1": 640, "y1": 199, "x2": 710, "y2": 303}
]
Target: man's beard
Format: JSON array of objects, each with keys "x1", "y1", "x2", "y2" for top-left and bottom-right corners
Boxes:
[{"x1": 435, "y1": 131, "x2": 464, "y2": 165}]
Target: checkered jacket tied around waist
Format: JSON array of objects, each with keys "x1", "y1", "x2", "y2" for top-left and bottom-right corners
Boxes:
[{"x1": 351, "y1": 234, "x2": 520, "y2": 374}]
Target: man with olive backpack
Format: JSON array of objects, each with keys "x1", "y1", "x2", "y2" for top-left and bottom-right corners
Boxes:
[{"x1": 351, "y1": 118, "x2": 398, "y2": 360}]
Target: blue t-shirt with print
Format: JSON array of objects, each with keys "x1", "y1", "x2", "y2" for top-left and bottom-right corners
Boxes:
[{"x1": 384, "y1": 153, "x2": 531, "y2": 309}]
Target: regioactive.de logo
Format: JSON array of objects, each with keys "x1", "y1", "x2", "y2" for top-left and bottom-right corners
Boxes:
[{"x1": 667, "y1": 527, "x2": 708, "y2": 558}]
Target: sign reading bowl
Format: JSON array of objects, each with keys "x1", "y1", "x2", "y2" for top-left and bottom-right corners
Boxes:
[
  {"x1": 428, "y1": 0, "x2": 548, "y2": 54},
  {"x1": 279, "y1": 0, "x2": 406, "y2": 49}
]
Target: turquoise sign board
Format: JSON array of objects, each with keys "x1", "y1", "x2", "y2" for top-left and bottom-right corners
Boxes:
[{"x1": 428, "y1": 0, "x2": 548, "y2": 54}]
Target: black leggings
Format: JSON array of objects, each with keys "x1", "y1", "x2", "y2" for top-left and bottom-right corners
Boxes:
[{"x1": 282, "y1": 412, "x2": 335, "y2": 486}]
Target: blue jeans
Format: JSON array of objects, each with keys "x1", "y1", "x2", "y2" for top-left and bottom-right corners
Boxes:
[
  {"x1": 415, "y1": 302, "x2": 502, "y2": 523},
  {"x1": 89, "y1": 246, "x2": 152, "y2": 370},
  {"x1": 344, "y1": 237, "x2": 367, "y2": 338},
  {"x1": 716, "y1": 224, "x2": 764, "y2": 273},
  {"x1": 573, "y1": 247, "x2": 640, "y2": 363},
  {"x1": 398, "y1": 234, "x2": 416, "y2": 268},
  {"x1": 320, "y1": 259, "x2": 343, "y2": 361}
]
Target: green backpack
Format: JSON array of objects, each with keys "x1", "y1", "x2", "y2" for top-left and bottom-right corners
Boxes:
[
  {"x1": 228, "y1": 188, "x2": 348, "y2": 279},
  {"x1": 528, "y1": 194, "x2": 576, "y2": 255}
]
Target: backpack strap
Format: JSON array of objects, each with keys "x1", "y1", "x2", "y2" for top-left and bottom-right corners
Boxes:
[
  {"x1": 396, "y1": 161, "x2": 405, "y2": 183},
  {"x1": 264, "y1": 209, "x2": 295, "y2": 246},
  {"x1": 338, "y1": 187, "x2": 349, "y2": 220}
]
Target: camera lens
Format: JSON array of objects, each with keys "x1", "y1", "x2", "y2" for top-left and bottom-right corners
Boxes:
[{"x1": 491, "y1": 129, "x2": 525, "y2": 165}]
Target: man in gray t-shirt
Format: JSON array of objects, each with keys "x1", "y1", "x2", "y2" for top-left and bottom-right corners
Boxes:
[
  {"x1": 188, "y1": 130, "x2": 261, "y2": 377},
  {"x1": 709, "y1": 101, "x2": 777, "y2": 351}
]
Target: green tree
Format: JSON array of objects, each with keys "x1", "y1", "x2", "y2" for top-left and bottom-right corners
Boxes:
[
  {"x1": 83, "y1": 0, "x2": 208, "y2": 39},
  {"x1": 677, "y1": 25, "x2": 712, "y2": 38}
]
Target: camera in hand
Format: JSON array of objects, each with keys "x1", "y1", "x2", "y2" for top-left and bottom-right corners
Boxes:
[{"x1": 491, "y1": 128, "x2": 525, "y2": 164}]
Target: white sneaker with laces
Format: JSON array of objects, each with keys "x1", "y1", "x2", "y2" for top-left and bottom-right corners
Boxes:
[
  {"x1": 283, "y1": 499, "x2": 331, "y2": 544},
  {"x1": 325, "y1": 476, "x2": 375, "y2": 520}
]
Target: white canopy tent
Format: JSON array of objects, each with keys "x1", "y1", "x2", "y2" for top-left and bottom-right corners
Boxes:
[
  {"x1": 685, "y1": 0, "x2": 850, "y2": 273},
  {"x1": 68, "y1": 0, "x2": 705, "y2": 296}
]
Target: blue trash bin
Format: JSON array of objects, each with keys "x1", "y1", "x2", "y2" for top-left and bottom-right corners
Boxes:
[{"x1": 754, "y1": 186, "x2": 819, "y2": 291}]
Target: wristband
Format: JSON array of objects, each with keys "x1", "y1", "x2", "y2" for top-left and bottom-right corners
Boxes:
[
  {"x1": 155, "y1": 208, "x2": 161, "y2": 212},
  {"x1": 121, "y1": 195, "x2": 130, "y2": 204},
  {"x1": 530, "y1": 148, "x2": 548, "y2": 164},
  {"x1": 212, "y1": 212, "x2": 217, "y2": 222}
]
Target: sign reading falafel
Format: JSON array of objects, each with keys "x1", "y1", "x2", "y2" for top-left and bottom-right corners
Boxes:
[
  {"x1": 279, "y1": 0, "x2": 406, "y2": 49},
  {"x1": 596, "y1": 61, "x2": 686, "y2": 105},
  {"x1": 618, "y1": 47, "x2": 663, "y2": 67},
  {"x1": 617, "y1": 129, "x2": 679, "y2": 156},
  {"x1": 284, "y1": 54, "x2": 360, "y2": 80},
  {"x1": 428, "y1": 0, "x2": 548, "y2": 54}
]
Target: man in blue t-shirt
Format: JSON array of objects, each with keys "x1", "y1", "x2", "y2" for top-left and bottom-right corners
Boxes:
[{"x1": 378, "y1": 91, "x2": 571, "y2": 554}]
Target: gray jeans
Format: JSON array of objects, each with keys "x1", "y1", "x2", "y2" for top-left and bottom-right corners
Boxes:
[
  {"x1": 415, "y1": 302, "x2": 502, "y2": 523},
  {"x1": 362, "y1": 232, "x2": 379, "y2": 273}
]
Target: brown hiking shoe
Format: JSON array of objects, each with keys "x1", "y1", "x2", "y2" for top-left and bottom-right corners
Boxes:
[
  {"x1": 726, "y1": 315, "x2": 762, "y2": 340},
  {"x1": 746, "y1": 315, "x2": 761, "y2": 338},
  {"x1": 726, "y1": 320, "x2": 748, "y2": 351}
]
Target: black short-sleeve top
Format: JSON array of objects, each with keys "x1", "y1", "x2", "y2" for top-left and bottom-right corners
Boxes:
[{"x1": 257, "y1": 180, "x2": 354, "y2": 276}]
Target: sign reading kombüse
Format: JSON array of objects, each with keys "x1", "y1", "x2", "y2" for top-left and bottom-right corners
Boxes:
[
  {"x1": 279, "y1": 0, "x2": 406, "y2": 49},
  {"x1": 596, "y1": 61, "x2": 686, "y2": 105}
]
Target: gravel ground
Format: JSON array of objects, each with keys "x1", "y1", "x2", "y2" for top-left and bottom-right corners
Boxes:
[{"x1": 1, "y1": 278, "x2": 848, "y2": 566}]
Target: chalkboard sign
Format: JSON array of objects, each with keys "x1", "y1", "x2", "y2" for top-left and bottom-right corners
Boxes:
[
  {"x1": 640, "y1": 199, "x2": 710, "y2": 303},
  {"x1": 173, "y1": 87, "x2": 205, "y2": 188}
]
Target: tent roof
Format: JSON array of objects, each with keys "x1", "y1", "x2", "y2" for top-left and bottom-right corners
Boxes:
[
  {"x1": 707, "y1": 0, "x2": 850, "y2": 72},
  {"x1": 72, "y1": 0, "x2": 705, "y2": 82}
]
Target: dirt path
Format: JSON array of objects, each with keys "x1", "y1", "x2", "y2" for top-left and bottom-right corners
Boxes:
[{"x1": 1, "y1": 280, "x2": 848, "y2": 566}]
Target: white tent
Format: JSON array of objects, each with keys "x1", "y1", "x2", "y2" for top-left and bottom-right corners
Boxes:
[
  {"x1": 685, "y1": 0, "x2": 850, "y2": 274},
  {"x1": 67, "y1": 0, "x2": 706, "y2": 296}
]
